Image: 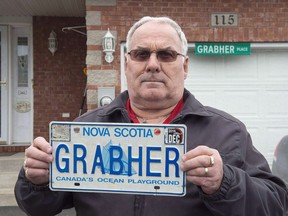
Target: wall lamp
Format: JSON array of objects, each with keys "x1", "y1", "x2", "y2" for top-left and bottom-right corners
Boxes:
[
  {"x1": 102, "y1": 29, "x2": 115, "y2": 63},
  {"x1": 48, "y1": 30, "x2": 58, "y2": 56}
]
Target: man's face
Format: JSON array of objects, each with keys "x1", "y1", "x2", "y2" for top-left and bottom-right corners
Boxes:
[{"x1": 125, "y1": 21, "x2": 189, "y2": 109}]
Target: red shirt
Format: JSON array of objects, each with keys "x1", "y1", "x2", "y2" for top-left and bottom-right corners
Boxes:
[{"x1": 126, "y1": 98, "x2": 184, "y2": 124}]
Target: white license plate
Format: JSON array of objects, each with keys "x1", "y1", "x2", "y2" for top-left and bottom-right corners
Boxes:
[{"x1": 49, "y1": 122, "x2": 186, "y2": 196}]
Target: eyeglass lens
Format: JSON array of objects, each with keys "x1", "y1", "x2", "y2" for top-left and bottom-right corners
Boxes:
[{"x1": 128, "y1": 49, "x2": 184, "y2": 62}]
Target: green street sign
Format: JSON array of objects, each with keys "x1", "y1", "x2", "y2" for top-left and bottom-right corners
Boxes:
[{"x1": 195, "y1": 43, "x2": 250, "y2": 55}]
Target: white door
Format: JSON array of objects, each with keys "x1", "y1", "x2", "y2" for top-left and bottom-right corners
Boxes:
[
  {"x1": 11, "y1": 27, "x2": 33, "y2": 144},
  {"x1": 186, "y1": 45, "x2": 288, "y2": 166},
  {"x1": 0, "y1": 26, "x2": 8, "y2": 143}
]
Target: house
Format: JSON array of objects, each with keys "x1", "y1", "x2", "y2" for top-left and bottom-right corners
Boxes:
[
  {"x1": 0, "y1": 0, "x2": 288, "y2": 167},
  {"x1": 0, "y1": 0, "x2": 87, "y2": 152}
]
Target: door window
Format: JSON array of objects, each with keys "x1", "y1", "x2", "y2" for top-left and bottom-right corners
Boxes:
[{"x1": 17, "y1": 37, "x2": 29, "y2": 87}]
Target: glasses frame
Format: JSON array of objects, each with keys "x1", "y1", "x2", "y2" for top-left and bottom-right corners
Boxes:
[{"x1": 127, "y1": 49, "x2": 185, "y2": 62}]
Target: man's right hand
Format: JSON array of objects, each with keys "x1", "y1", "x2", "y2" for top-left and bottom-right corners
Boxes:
[{"x1": 23, "y1": 137, "x2": 53, "y2": 185}]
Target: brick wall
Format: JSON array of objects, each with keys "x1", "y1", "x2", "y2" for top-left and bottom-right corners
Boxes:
[
  {"x1": 85, "y1": 0, "x2": 288, "y2": 109},
  {"x1": 33, "y1": 16, "x2": 87, "y2": 140}
]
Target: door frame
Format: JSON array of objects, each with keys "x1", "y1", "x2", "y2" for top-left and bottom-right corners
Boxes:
[{"x1": 0, "y1": 25, "x2": 9, "y2": 143}]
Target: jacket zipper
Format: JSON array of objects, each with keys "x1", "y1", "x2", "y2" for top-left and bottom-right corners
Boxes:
[{"x1": 134, "y1": 195, "x2": 144, "y2": 216}]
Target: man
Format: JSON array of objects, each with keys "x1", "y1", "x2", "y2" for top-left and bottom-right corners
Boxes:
[{"x1": 15, "y1": 16, "x2": 287, "y2": 216}]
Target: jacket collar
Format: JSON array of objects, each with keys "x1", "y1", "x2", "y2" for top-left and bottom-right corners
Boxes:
[
  {"x1": 181, "y1": 88, "x2": 212, "y2": 117},
  {"x1": 97, "y1": 89, "x2": 212, "y2": 118}
]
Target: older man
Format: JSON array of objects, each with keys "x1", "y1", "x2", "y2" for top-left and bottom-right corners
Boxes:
[{"x1": 15, "y1": 16, "x2": 287, "y2": 216}]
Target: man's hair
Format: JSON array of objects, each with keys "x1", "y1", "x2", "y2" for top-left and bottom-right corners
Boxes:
[{"x1": 126, "y1": 16, "x2": 188, "y2": 55}]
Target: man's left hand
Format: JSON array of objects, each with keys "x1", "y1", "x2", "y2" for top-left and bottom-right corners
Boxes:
[{"x1": 181, "y1": 145, "x2": 224, "y2": 195}]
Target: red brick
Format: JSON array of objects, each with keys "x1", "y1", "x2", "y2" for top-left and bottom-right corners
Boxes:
[{"x1": 33, "y1": 16, "x2": 87, "y2": 139}]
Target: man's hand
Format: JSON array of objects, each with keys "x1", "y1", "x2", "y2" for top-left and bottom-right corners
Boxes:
[
  {"x1": 23, "y1": 137, "x2": 53, "y2": 185},
  {"x1": 181, "y1": 145, "x2": 223, "y2": 195}
]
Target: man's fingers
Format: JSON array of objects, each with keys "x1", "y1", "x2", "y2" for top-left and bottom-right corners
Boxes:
[
  {"x1": 33, "y1": 137, "x2": 52, "y2": 154},
  {"x1": 25, "y1": 137, "x2": 53, "y2": 163},
  {"x1": 182, "y1": 145, "x2": 214, "y2": 161},
  {"x1": 181, "y1": 154, "x2": 215, "y2": 171},
  {"x1": 181, "y1": 146, "x2": 223, "y2": 194},
  {"x1": 25, "y1": 146, "x2": 53, "y2": 163},
  {"x1": 24, "y1": 157, "x2": 50, "y2": 169},
  {"x1": 23, "y1": 137, "x2": 52, "y2": 185},
  {"x1": 25, "y1": 167, "x2": 49, "y2": 185},
  {"x1": 26, "y1": 167, "x2": 49, "y2": 179}
]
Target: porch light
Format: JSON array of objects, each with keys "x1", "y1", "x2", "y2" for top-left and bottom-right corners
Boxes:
[
  {"x1": 48, "y1": 30, "x2": 57, "y2": 56},
  {"x1": 102, "y1": 29, "x2": 115, "y2": 63}
]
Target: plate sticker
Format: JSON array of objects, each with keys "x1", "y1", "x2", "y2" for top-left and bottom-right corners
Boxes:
[{"x1": 49, "y1": 122, "x2": 187, "y2": 196}]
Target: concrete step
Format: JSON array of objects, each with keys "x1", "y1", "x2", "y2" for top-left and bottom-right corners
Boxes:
[
  {"x1": 0, "y1": 152, "x2": 24, "y2": 173},
  {"x1": 0, "y1": 172, "x2": 19, "y2": 189},
  {"x1": 0, "y1": 152, "x2": 76, "y2": 215},
  {"x1": 0, "y1": 193, "x2": 17, "y2": 207},
  {"x1": 0, "y1": 173, "x2": 19, "y2": 206},
  {"x1": 0, "y1": 206, "x2": 76, "y2": 216},
  {"x1": 0, "y1": 152, "x2": 24, "y2": 207},
  {"x1": 0, "y1": 206, "x2": 26, "y2": 216}
]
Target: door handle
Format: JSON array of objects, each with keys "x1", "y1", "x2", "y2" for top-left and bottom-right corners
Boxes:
[{"x1": 0, "y1": 80, "x2": 7, "y2": 87}]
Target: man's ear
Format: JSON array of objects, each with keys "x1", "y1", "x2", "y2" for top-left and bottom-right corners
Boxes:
[
  {"x1": 124, "y1": 54, "x2": 128, "y2": 73},
  {"x1": 183, "y1": 56, "x2": 189, "y2": 80}
]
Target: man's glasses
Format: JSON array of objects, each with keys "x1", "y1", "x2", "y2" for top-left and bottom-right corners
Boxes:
[{"x1": 127, "y1": 49, "x2": 185, "y2": 62}]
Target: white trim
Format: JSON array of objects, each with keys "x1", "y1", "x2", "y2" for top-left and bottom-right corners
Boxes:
[
  {"x1": 0, "y1": 25, "x2": 8, "y2": 143},
  {"x1": 8, "y1": 25, "x2": 12, "y2": 145},
  {"x1": 30, "y1": 26, "x2": 34, "y2": 145},
  {"x1": 252, "y1": 43, "x2": 288, "y2": 49},
  {"x1": 120, "y1": 42, "x2": 127, "y2": 92},
  {"x1": 0, "y1": 16, "x2": 32, "y2": 26}
]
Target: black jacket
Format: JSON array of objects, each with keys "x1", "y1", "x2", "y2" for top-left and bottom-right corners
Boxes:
[{"x1": 15, "y1": 89, "x2": 288, "y2": 216}]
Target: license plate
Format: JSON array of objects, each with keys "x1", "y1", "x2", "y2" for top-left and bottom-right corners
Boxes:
[{"x1": 49, "y1": 122, "x2": 186, "y2": 196}]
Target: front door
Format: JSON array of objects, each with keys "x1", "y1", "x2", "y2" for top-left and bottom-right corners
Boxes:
[
  {"x1": 0, "y1": 26, "x2": 8, "y2": 144},
  {"x1": 11, "y1": 27, "x2": 33, "y2": 144}
]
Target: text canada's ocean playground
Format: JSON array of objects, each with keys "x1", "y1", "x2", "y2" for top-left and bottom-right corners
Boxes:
[{"x1": 55, "y1": 175, "x2": 180, "y2": 186}]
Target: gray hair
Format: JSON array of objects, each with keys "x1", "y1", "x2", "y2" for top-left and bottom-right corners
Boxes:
[{"x1": 126, "y1": 16, "x2": 188, "y2": 55}]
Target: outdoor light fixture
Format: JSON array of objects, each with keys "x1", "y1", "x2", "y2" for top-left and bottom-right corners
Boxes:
[
  {"x1": 48, "y1": 30, "x2": 57, "y2": 56},
  {"x1": 102, "y1": 29, "x2": 115, "y2": 63}
]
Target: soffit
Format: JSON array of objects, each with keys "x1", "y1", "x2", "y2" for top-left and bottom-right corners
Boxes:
[{"x1": 0, "y1": 0, "x2": 86, "y2": 17}]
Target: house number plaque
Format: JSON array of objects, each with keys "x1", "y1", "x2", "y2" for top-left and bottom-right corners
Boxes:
[{"x1": 211, "y1": 13, "x2": 238, "y2": 27}]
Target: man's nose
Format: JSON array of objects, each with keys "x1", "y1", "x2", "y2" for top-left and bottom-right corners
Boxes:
[{"x1": 146, "y1": 52, "x2": 160, "y2": 72}]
